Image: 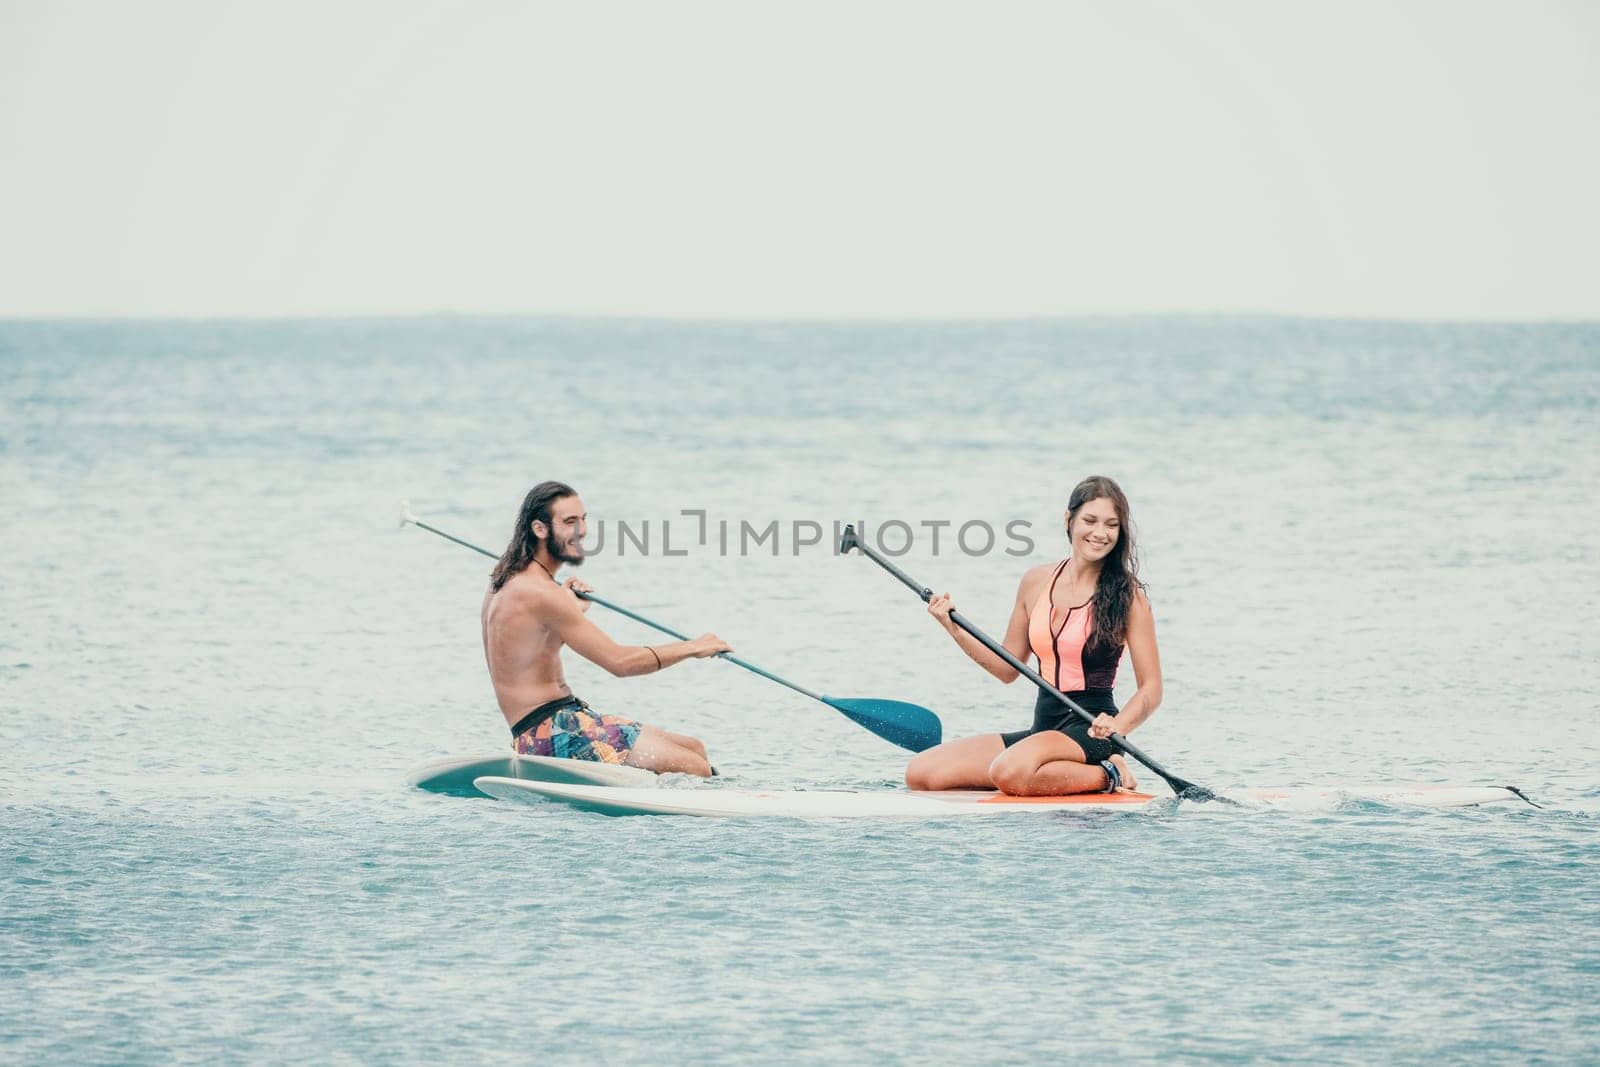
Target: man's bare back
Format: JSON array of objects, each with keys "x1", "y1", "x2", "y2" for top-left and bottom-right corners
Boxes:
[
  {"x1": 481, "y1": 484, "x2": 729, "y2": 776},
  {"x1": 481, "y1": 571, "x2": 591, "y2": 720}
]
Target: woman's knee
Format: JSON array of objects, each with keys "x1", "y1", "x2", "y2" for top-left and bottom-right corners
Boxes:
[{"x1": 988, "y1": 754, "x2": 1032, "y2": 796}]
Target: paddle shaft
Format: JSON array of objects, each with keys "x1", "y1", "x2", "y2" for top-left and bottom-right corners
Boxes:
[
  {"x1": 404, "y1": 516, "x2": 828, "y2": 702},
  {"x1": 841, "y1": 525, "x2": 1214, "y2": 799}
]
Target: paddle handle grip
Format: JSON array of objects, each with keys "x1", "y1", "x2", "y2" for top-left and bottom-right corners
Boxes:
[
  {"x1": 409, "y1": 517, "x2": 498, "y2": 561},
  {"x1": 839, "y1": 525, "x2": 935, "y2": 602}
]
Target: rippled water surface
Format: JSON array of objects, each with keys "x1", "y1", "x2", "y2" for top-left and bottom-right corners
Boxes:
[{"x1": 3, "y1": 317, "x2": 1597, "y2": 1063}]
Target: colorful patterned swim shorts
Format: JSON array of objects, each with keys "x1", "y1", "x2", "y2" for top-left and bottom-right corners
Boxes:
[{"x1": 513, "y1": 699, "x2": 643, "y2": 764}]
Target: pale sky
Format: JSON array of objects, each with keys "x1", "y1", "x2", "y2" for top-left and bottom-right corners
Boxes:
[{"x1": 2, "y1": 0, "x2": 1596, "y2": 319}]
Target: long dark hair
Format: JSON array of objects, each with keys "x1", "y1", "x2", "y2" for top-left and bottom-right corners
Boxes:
[
  {"x1": 1067, "y1": 475, "x2": 1145, "y2": 653},
  {"x1": 490, "y1": 481, "x2": 576, "y2": 591}
]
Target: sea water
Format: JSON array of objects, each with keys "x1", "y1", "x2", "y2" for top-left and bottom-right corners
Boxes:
[{"x1": 2, "y1": 317, "x2": 1596, "y2": 1063}]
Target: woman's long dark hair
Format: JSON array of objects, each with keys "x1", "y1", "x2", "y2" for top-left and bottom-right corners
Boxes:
[
  {"x1": 490, "y1": 481, "x2": 576, "y2": 591},
  {"x1": 1067, "y1": 475, "x2": 1145, "y2": 654}
]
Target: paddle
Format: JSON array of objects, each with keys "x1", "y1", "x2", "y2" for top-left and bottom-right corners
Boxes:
[
  {"x1": 838, "y1": 523, "x2": 1227, "y2": 802},
  {"x1": 399, "y1": 503, "x2": 943, "y2": 752}
]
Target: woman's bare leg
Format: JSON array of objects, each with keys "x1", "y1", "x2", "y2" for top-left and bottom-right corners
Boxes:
[
  {"x1": 905, "y1": 734, "x2": 1006, "y2": 790},
  {"x1": 988, "y1": 732, "x2": 1138, "y2": 795}
]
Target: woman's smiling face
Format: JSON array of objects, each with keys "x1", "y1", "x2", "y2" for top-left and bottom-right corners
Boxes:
[{"x1": 1068, "y1": 495, "x2": 1120, "y2": 563}]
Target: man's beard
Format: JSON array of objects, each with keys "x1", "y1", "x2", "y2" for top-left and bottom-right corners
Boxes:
[{"x1": 543, "y1": 531, "x2": 585, "y2": 566}]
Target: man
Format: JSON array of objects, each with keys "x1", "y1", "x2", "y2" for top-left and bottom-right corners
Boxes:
[{"x1": 482, "y1": 481, "x2": 727, "y2": 775}]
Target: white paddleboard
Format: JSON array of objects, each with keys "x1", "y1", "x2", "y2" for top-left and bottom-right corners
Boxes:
[
  {"x1": 471, "y1": 777, "x2": 1528, "y2": 818},
  {"x1": 1237, "y1": 784, "x2": 1527, "y2": 811},
  {"x1": 408, "y1": 753, "x2": 657, "y2": 796},
  {"x1": 474, "y1": 777, "x2": 1157, "y2": 817}
]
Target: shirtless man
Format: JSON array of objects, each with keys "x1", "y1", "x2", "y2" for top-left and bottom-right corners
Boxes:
[{"x1": 482, "y1": 481, "x2": 728, "y2": 775}]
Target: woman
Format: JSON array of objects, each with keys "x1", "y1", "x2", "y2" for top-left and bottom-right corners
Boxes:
[{"x1": 905, "y1": 476, "x2": 1162, "y2": 796}]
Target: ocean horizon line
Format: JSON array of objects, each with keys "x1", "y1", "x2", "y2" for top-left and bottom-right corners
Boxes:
[{"x1": 2, "y1": 309, "x2": 1597, "y2": 329}]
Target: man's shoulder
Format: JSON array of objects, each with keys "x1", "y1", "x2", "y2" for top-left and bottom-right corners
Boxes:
[{"x1": 496, "y1": 571, "x2": 565, "y2": 616}]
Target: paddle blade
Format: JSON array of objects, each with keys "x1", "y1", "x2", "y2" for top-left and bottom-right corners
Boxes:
[
  {"x1": 823, "y1": 697, "x2": 942, "y2": 752},
  {"x1": 1166, "y1": 780, "x2": 1239, "y2": 806}
]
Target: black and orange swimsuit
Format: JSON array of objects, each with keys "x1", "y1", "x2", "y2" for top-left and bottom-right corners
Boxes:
[{"x1": 999, "y1": 559, "x2": 1124, "y2": 761}]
